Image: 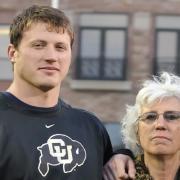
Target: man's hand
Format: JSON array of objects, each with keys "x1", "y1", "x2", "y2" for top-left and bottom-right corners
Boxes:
[{"x1": 103, "y1": 154, "x2": 135, "y2": 180}]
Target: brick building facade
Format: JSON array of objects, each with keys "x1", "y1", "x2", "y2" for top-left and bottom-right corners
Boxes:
[{"x1": 0, "y1": 0, "x2": 180, "y2": 122}]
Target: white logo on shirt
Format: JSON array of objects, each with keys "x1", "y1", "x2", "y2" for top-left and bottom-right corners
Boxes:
[
  {"x1": 37, "y1": 134, "x2": 86, "y2": 177},
  {"x1": 45, "y1": 124, "x2": 55, "y2": 128}
]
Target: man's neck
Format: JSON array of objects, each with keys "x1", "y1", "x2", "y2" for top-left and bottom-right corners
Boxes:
[
  {"x1": 7, "y1": 82, "x2": 60, "y2": 108},
  {"x1": 144, "y1": 152, "x2": 179, "y2": 180}
]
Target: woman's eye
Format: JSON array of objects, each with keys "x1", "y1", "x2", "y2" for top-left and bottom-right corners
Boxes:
[{"x1": 146, "y1": 114, "x2": 156, "y2": 120}]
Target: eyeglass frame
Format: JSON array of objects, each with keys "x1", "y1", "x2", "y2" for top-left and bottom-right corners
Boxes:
[{"x1": 138, "y1": 111, "x2": 180, "y2": 122}]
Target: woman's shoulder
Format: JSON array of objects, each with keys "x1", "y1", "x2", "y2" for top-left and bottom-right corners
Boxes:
[
  {"x1": 135, "y1": 154, "x2": 153, "y2": 180},
  {"x1": 135, "y1": 155, "x2": 180, "y2": 180}
]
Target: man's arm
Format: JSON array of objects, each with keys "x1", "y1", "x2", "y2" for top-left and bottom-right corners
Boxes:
[{"x1": 103, "y1": 150, "x2": 135, "y2": 180}]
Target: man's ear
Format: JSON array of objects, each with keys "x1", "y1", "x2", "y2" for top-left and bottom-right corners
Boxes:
[{"x1": 8, "y1": 44, "x2": 17, "y2": 64}]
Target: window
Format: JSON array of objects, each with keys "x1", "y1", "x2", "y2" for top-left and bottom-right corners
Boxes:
[
  {"x1": 0, "y1": 25, "x2": 12, "y2": 80},
  {"x1": 76, "y1": 13, "x2": 128, "y2": 80},
  {"x1": 155, "y1": 16, "x2": 180, "y2": 75}
]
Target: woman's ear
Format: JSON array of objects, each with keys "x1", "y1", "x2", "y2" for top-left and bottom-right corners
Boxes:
[{"x1": 8, "y1": 44, "x2": 17, "y2": 64}]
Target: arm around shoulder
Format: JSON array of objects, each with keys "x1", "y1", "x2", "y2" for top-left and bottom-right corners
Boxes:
[{"x1": 103, "y1": 149, "x2": 135, "y2": 180}]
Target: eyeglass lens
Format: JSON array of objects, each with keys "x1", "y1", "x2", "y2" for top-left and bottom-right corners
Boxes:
[{"x1": 139, "y1": 111, "x2": 180, "y2": 122}]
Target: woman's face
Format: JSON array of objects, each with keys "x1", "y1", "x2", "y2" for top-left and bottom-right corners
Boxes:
[{"x1": 138, "y1": 97, "x2": 180, "y2": 155}]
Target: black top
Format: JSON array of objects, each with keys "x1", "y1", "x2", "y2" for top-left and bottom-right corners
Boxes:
[{"x1": 0, "y1": 92, "x2": 113, "y2": 180}]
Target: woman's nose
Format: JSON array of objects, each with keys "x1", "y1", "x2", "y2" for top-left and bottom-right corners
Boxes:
[{"x1": 155, "y1": 114, "x2": 167, "y2": 129}]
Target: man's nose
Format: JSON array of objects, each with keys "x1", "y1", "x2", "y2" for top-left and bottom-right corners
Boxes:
[{"x1": 45, "y1": 46, "x2": 58, "y2": 62}]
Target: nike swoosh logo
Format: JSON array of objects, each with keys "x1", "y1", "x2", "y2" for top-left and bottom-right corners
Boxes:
[{"x1": 45, "y1": 124, "x2": 55, "y2": 128}]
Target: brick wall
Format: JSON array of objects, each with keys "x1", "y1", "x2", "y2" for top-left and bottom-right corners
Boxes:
[{"x1": 0, "y1": 0, "x2": 180, "y2": 122}]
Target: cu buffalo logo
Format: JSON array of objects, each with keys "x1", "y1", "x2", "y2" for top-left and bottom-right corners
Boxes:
[{"x1": 37, "y1": 134, "x2": 86, "y2": 177}]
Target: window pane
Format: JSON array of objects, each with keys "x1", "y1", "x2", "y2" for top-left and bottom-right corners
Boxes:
[
  {"x1": 156, "y1": 16, "x2": 180, "y2": 29},
  {"x1": 0, "y1": 25, "x2": 9, "y2": 58},
  {"x1": 0, "y1": 25, "x2": 12, "y2": 80},
  {"x1": 80, "y1": 14, "x2": 128, "y2": 27},
  {"x1": 81, "y1": 58, "x2": 99, "y2": 78},
  {"x1": 104, "y1": 30, "x2": 125, "y2": 78},
  {"x1": 105, "y1": 30, "x2": 125, "y2": 58},
  {"x1": 80, "y1": 29, "x2": 100, "y2": 78},
  {"x1": 157, "y1": 32, "x2": 177, "y2": 59},
  {"x1": 104, "y1": 59, "x2": 123, "y2": 78},
  {"x1": 157, "y1": 31, "x2": 177, "y2": 72},
  {"x1": 80, "y1": 30, "x2": 100, "y2": 58}
]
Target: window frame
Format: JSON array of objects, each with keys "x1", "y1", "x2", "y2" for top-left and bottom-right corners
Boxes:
[
  {"x1": 154, "y1": 28, "x2": 180, "y2": 75},
  {"x1": 75, "y1": 13, "x2": 128, "y2": 81},
  {"x1": 154, "y1": 15, "x2": 180, "y2": 75}
]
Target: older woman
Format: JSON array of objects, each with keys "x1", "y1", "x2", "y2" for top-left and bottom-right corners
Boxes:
[{"x1": 121, "y1": 72, "x2": 180, "y2": 180}]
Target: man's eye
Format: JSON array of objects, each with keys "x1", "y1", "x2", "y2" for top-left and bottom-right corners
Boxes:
[
  {"x1": 35, "y1": 44, "x2": 41, "y2": 46},
  {"x1": 56, "y1": 46, "x2": 65, "y2": 50},
  {"x1": 57, "y1": 46, "x2": 63, "y2": 49},
  {"x1": 34, "y1": 44, "x2": 43, "y2": 48},
  {"x1": 31, "y1": 42, "x2": 45, "y2": 48},
  {"x1": 56, "y1": 43, "x2": 67, "y2": 51}
]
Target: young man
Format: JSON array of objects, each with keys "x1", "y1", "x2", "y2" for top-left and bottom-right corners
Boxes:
[{"x1": 0, "y1": 5, "x2": 135, "y2": 180}]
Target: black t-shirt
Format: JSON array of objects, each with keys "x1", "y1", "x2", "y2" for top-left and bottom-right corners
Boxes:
[{"x1": 0, "y1": 92, "x2": 112, "y2": 180}]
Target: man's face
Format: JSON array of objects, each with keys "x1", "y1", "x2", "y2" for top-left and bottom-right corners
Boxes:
[
  {"x1": 8, "y1": 22, "x2": 72, "y2": 91},
  {"x1": 138, "y1": 97, "x2": 180, "y2": 156}
]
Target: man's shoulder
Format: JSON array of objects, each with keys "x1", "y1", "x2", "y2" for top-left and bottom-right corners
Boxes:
[
  {"x1": 0, "y1": 92, "x2": 8, "y2": 109},
  {"x1": 61, "y1": 99, "x2": 98, "y2": 118},
  {"x1": 60, "y1": 99, "x2": 103, "y2": 126},
  {"x1": 0, "y1": 92, "x2": 4, "y2": 98}
]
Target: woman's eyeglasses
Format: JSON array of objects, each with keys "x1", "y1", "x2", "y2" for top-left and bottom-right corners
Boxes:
[{"x1": 138, "y1": 111, "x2": 180, "y2": 122}]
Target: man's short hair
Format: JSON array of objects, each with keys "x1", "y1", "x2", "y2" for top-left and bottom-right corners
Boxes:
[{"x1": 9, "y1": 5, "x2": 74, "y2": 49}]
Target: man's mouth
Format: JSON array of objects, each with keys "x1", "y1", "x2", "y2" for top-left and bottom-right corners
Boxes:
[{"x1": 38, "y1": 67, "x2": 59, "y2": 71}]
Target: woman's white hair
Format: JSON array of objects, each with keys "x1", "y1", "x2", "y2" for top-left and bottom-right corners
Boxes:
[{"x1": 121, "y1": 72, "x2": 180, "y2": 155}]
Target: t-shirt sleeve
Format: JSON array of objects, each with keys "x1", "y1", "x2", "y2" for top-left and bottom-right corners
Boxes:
[
  {"x1": 113, "y1": 148, "x2": 135, "y2": 160},
  {"x1": 100, "y1": 123, "x2": 113, "y2": 164}
]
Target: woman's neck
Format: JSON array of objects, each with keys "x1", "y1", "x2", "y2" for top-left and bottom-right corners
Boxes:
[{"x1": 144, "y1": 152, "x2": 180, "y2": 180}]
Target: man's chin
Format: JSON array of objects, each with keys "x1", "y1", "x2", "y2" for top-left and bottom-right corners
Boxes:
[{"x1": 38, "y1": 83, "x2": 57, "y2": 92}]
